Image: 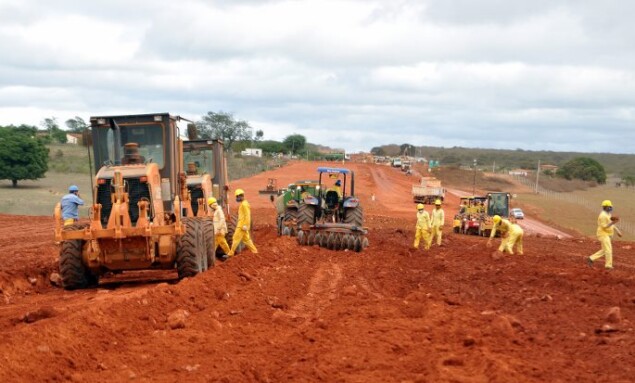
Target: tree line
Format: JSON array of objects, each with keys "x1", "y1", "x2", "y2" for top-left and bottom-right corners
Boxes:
[{"x1": 0, "y1": 111, "x2": 327, "y2": 187}]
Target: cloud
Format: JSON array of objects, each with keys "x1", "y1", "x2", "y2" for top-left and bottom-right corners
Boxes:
[{"x1": 0, "y1": 0, "x2": 635, "y2": 154}]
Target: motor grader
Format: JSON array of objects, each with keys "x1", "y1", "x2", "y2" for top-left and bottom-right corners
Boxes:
[
  {"x1": 478, "y1": 192, "x2": 515, "y2": 237},
  {"x1": 54, "y1": 113, "x2": 221, "y2": 289}
]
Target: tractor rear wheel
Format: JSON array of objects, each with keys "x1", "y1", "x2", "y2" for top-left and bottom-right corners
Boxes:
[
  {"x1": 344, "y1": 206, "x2": 364, "y2": 227},
  {"x1": 297, "y1": 204, "x2": 316, "y2": 227},
  {"x1": 59, "y1": 239, "x2": 98, "y2": 290},
  {"x1": 284, "y1": 207, "x2": 298, "y2": 225},
  {"x1": 176, "y1": 218, "x2": 205, "y2": 279}
]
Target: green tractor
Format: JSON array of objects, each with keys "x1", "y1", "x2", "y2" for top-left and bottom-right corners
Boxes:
[
  {"x1": 274, "y1": 180, "x2": 321, "y2": 236},
  {"x1": 295, "y1": 167, "x2": 368, "y2": 252}
]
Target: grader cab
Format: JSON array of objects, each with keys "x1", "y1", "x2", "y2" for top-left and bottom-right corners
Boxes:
[
  {"x1": 54, "y1": 113, "x2": 217, "y2": 290},
  {"x1": 478, "y1": 192, "x2": 514, "y2": 237}
]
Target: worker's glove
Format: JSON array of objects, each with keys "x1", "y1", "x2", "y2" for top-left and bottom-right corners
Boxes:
[
  {"x1": 611, "y1": 216, "x2": 620, "y2": 222},
  {"x1": 617, "y1": 231, "x2": 623, "y2": 238},
  {"x1": 242, "y1": 225, "x2": 248, "y2": 231}
]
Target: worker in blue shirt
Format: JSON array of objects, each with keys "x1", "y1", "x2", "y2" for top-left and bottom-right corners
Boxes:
[{"x1": 60, "y1": 185, "x2": 84, "y2": 226}]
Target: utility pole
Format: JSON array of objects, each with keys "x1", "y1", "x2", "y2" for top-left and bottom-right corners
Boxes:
[
  {"x1": 535, "y1": 159, "x2": 541, "y2": 194},
  {"x1": 472, "y1": 159, "x2": 477, "y2": 195},
  {"x1": 492, "y1": 161, "x2": 495, "y2": 173}
]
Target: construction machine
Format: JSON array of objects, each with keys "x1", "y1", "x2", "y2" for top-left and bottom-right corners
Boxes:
[
  {"x1": 295, "y1": 167, "x2": 368, "y2": 252},
  {"x1": 259, "y1": 178, "x2": 283, "y2": 196},
  {"x1": 54, "y1": 113, "x2": 218, "y2": 290},
  {"x1": 412, "y1": 176, "x2": 445, "y2": 204},
  {"x1": 478, "y1": 192, "x2": 515, "y2": 237},
  {"x1": 454, "y1": 196, "x2": 487, "y2": 235},
  {"x1": 274, "y1": 180, "x2": 321, "y2": 236},
  {"x1": 180, "y1": 138, "x2": 243, "y2": 258}
]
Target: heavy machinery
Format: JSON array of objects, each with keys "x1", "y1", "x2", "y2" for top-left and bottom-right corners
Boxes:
[
  {"x1": 454, "y1": 196, "x2": 487, "y2": 235},
  {"x1": 412, "y1": 177, "x2": 445, "y2": 204},
  {"x1": 295, "y1": 167, "x2": 368, "y2": 252},
  {"x1": 274, "y1": 180, "x2": 321, "y2": 236},
  {"x1": 180, "y1": 138, "x2": 243, "y2": 257},
  {"x1": 54, "y1": 113, "x2": 218, "y2": 290},
  {"x1": 259, "y1": 178, "x2": 283, "y2": 196},
  {"x1": 478, "y1": 192, "x2": 515, "y2": 237}
]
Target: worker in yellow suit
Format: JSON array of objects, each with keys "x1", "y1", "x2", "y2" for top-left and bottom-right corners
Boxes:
[
  {"x1": 487, "y1": 215, "x2": 524, "y2": 255},
  {"x1": 430, "y1": 199, "x2": 445, "y2": 246},
  {"x1": 414, "y1": 203, "x2": 432, "y2": 250},
  {"x1": 227, "y1": 189, "x2": 258, "y2": 257},
  {"x1": 587, "y1": 200, "x2": 621, "y2": 269},
  {"x1": 207, "y1": 197, "x2": 231, "y2": 257}
]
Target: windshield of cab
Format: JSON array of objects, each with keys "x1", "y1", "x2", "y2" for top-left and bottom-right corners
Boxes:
[
  {"x1": 94, "y1": 123, "x2": 165, "y2": 167},
  {"x1": 183, "y1": 148, "x2": 215, "y2": 176}
]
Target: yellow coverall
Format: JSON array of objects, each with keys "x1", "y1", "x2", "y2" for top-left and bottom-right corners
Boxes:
[
  {"x1": 210, "y1": 205, "x2": 231, "y2": 255},
  {"x1": 490, "y1": 219, "x2": 524, "y2": 255},
  {"x1": 414, "y1": 210, "x2": 432, "y2": 250},
  {"x1": 430, "y1": 207, "x2": 445, "y2": 246},
  {"x1": 589, "y1": 211, "x2": 614, "y2": 268},
  {"x1": 228, "y1": 199, "x2": 258, "y2": 256}
]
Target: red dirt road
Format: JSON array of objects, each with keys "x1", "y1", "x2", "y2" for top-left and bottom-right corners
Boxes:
[{"x1": 1, "y1": 162, "x2": 635, "y2": 382}]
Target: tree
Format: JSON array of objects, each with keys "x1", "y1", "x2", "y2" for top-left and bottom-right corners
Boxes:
[
  {"x1": 622, "y1": 175, "x2": 635, "y2": 187},
  {"x1": 196, "y1": 111, "x2": 252, "y2": 151},
  {"x1": 0, "y1": 127, "x2": 49, "y2": 187},
  {"x1": 370, "y1": 146, "x2": 385, "y2": 156},
  {"x1": 255, "y1": 129, "x2": 264, "y2": 142},
  {"x1": 41, "y1": 117, "x2": 67, "y2": 144},
  {"x1": 556, "y1": 157, "x2": 607, "y2": 184},
  {"x1": 65, "y1": 116, "x2": 88, "y2": 133},
  {"x1": 259, "y1": 140, "x2": 285, "y2": 154},
  {"x1": 283, "y1": 134, "x2": 306, "y2": 154}
]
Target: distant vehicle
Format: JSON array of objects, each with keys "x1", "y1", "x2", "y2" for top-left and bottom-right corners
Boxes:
[
  {"x1": 391, "y1": 158, "x2": 402, "y2": 168},
  {"x1": 412, "y1": 177, "x2": 445, "y2": 204},
  {"x1": 511, "y1": 208, "x2": 525, "y2": 220}
]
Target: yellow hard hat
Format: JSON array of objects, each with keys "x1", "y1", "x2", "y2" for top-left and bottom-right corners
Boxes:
[
  {"x1": 416, "y1": 203, "x2": 424, "y2": 210},
  {"x1": 601, "y1": 200, "x2": 612, "y2": 207},
  {"x1": 207, "y1": 197, "x2": 217, "y2": 206},
  {"x1": 493, "y1": 215, "x2": 501, "y2": 223},
  {"x1": 434, "y1": 199, "x2": 442, "y2": 205},
  {"x1": 235, "y1": 188, "x2": 245, "y2": 197}
]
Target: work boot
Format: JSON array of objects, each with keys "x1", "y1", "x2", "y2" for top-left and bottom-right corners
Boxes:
[
  {"x1": 586, "y1": 257, "x2": 593, "y2": 268},
  {"x1": 219, "y1": 254, "x2": 231, "y2": 262}
]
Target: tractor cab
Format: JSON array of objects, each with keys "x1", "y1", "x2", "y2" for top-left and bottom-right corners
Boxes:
[{"x1": 317, "y1": 167, "x2": 359, "y2": 223}]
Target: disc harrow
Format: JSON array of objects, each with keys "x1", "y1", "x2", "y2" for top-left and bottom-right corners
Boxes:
[{"x1": 297, "y1": 223, "x2": 369, "y2": 252}]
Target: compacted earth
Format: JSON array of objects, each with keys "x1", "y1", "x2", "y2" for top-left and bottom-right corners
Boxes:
[{"x1": 1, "y1": 162, "x2": 634, "y2": 382}]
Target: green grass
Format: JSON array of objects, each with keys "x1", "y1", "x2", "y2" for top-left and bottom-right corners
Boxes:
[
  {"x1": 47, "y1": 143, "x2": 92, "y2": 174},
  {"x1": 0, "y1": 171, "x2": 93, "y2": 217},
  {"x1": 515, "y1": 189, "x2": 635, "y2": 241}
]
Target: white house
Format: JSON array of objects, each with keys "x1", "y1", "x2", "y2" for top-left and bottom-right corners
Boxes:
[
  {"x1": 66, "y1": 133, "x2": 79, "y2": 144},
  {"x1": 241, "y1": 148, "x2": 262, "y2": 157}
]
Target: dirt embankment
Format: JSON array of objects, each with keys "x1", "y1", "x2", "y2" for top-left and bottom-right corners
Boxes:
[{"x1": 1, "y1": 162, "x2": 634, "y2": 382}]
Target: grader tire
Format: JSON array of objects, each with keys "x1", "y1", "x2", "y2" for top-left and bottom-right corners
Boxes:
[
  {"x1": 344, "y1": 206, "x2": 364, "y2": 227},
  {"x1": 59, "y1": 239, "x2": 97, "y2": 290},
  {"x1": 201, "y1": 218, "x2": 216, "y2": 269},
  {"x1": 297, "y1": 204, "x2": 316, "y2": 227},
  {"x1": 176, "y1": 218, "x2": 205, "y2": 279}
]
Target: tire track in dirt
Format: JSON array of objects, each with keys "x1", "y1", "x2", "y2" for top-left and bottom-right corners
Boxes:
[{"x1": 285, "y1": 261, "x2": 343, "y2": 323}]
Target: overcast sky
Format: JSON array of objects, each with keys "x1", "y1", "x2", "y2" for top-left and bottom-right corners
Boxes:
[{"x1": 1, "y1": 0, "x2": 634, "y2": 153}]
